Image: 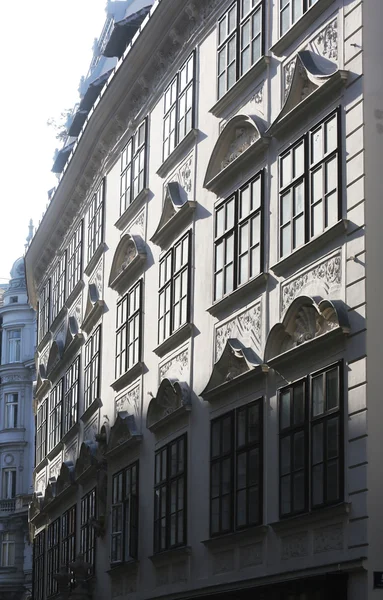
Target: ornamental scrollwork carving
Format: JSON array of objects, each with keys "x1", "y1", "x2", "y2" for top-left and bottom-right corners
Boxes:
[{"x1": 215, "y1": 303, "x2": 261, "y2": 361}]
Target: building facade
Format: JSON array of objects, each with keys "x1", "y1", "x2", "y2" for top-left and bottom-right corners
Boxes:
[
  {"x1": 0, "y1": 258, "x2": 36, "y2": 599},
  {"x1": 25, "y1": 0, "x2": 378, "y2": 599}
]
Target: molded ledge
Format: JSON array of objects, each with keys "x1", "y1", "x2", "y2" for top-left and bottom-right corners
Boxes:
[
  {"x1": 80, "y1": 397, "x2": 103, "y2": 423},
  {"x1": 157, "y1": 129, "x2": 198, "y2": 179},
  {"x1": 271, "y1": 220, "x2": 348, "y2": 277},
  {"x1": 108, "y1": 560, "x2": 139, "y2": 576},
  {"x1": 270, "y1": 0, "x2": 336, "y2": 57},
  {"x1": 149, "y1": 545, "x2": 191, "y2": 565},
  {"x1": 153, "y1": 323, "x2": 192, "y2": 358},
  {"x1": 148, "y1": 404, "x2": 191, "y2": 433},
  {"x1": 81, "y1": 300, "x2": 105, "y2": 334},
  {"x1": 50, "y1": 306, "x2": 68, "y2": 333},
  {"x1": 210, "y1": 56, "x2": 269, "y2": 118},
  {"x1": 65, "y1": 279, "x2": 85, "y2": 310},
  {"x1": 114, "y1": 188, "x2": 149, "y2": 231},
  {"x1": 111, "y1": 362, "x2": 144, "y2": 392},
  {"x1": 84, "y1": 242, "x2": 107, "y2": 277},
  {"x1": 106, "y1": 433, "x2": 142, "y2": 459},
  {"x1": 207, "y1": 273, "x2": 268, "y2": 318},
  {"x1": 202, "y1": 364, "x2": 266, "y2": 402},
  {"x1": 202, "y1": 525, "x2": 268, "y2": 548},
  {"x1": 37, "y1": 331, "x2": 52, "y2": 354},
  {"x1": 270, "y1": 502, "x2": 351, "y2": 532},
  {"x1": 109, "y1": 254, "x2": 146, "y2": 295}
]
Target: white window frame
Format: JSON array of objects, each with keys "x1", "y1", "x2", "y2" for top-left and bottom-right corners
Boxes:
[
  {"x1": 1, "y1": 533, "x2": 15, "y2": 567},
  {"x1": 2, "y1": 469, "x2": 16, "y2": 499},
  {"x1": 7, "y1": 329, "x2": 21, "y2": 363},
  {"x1": 4, "y1": 393, "x2": 18, "y2": 429}
]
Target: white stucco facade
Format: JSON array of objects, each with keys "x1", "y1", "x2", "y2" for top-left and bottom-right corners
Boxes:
[{"x1": 25, "y1": 0, "x2": 376, "y2": 599}]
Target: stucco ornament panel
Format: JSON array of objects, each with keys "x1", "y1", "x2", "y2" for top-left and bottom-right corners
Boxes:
[
  {"x1": 39, "y1": 346, "x2": 50, "y2": 369},
  {"x1": 126, "y1": 209, "x2": 145, "y2": 238},
  {"x1": 313, "y1": 523, "x2": 343, "y2": 553},
  {"x1": 179, "y1": 155, "x2": 193, "y2": 198},
  {"x1": 239, "y1": 542, "x2": 263, "y2": 569},
  {"x1": 35, "y1": 474, "x2": 47, "y2": 495},
  {"x1": 156, "y1": 565, "x2": 170, "y2": 587},
  {"x1": 89, "y1": 257, "x2": 103, "y2": 297},
  {"x1": 251, "y1": 82, "x2": 264, "y2": 111},
  {"x1": 1, "y1": 374, "x2": 23, "y2": 382},
  {"x1": 64, "y1": 442, "x2": 78, "y2": 464},
  {"x1": 172, "y1": 560, "x2": 189, "y2": 584},
  {"x1": 4, "y1": 454, "x2": 14, "y2": 466},
  {"x1": 147, "y1": 378, "x2": 191, "y2": 431},
  {"x1": 84, "y1": 417, "x2": 99, "y2": 442},
  {"x1": 281, "y1": 532, "x2": 309, "y2": 560},
  {"x1": 49, "y1": 457, "x2": 62, "y2": 481},
  {"x1": 159, "y1": 349, "x2": 189, "y2": 381},
  {"x1": 215, "y1": 302, "x2": 261, "y2": 361},
  {"x1": 68, "y1": 294, "x2": 83, "y2": 326},
  {"x1": 212, "y1": 549, "x2": 235, "y2": 575},
  {"x1": 281, "y1": 252, "x2": 342, "y2": 315},
  {"x1": 116, "y1": 383, "x2": 141, "y2": 419}
]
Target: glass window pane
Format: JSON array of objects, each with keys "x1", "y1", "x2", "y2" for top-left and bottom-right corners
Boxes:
[
  {"x1": 326, "y1": 191, "x2": 338, "y2": 227},
  {"x1": 312, "y1": 126, "x2": 323, "y2": 163},
  {"x1": 292, "y1": 0, "x2": 303, "y2": 22},
  {"x1": 327, "y1": 418, "x2": 339, "y2": 460},
  {"x1": 281, "y1": 224, "x2": 291, "y2": 257},
  {"x1": 281, "y1": 191, "x2": 291, "y2": 225},
  {"x1": 293, "y1": 214, "x2": 304, "y2": 248},
  {"x1": 280, "y1": 437, "x2": 291, "y2": 475},
  {"x1": 240, "y1": 186, "x2": 250, "y2": 218},
  {"x1": 236, "y1": 489, "x2": 246, "y2": 527},
  {"x1": 211, "y1": 421, "x2": 221, "y2": 458},
  {"x1": 281, "y1": 152, "x2": 292, "y2": 187},
  {"x1": 222, "y1": 416, "x2": 232, "y2": 453},
  {"x1": 294, "y1": 431, "x2": 305, "y2": 470},
  {"x1": 312, "y1": 168, "x2": 323, "y2": 203},
  {"x1": 312, "y1": 202, "x2": 323, "y2": 237},
  {"x1": 312, "y1": 423, "x2": 323, "y2": 464},
  {"x1": 294, "y1": 182, "x2": 304, "y2": 215},
  {"x1": 327, "y1": 460, "x2": 339, "y2": 502},
  {"x1": 326, "y1": 156, "x2": 338, "y2": 193},
  {"x1": 325, "y1": 115, "x2": 338, "y2": 154},
  {"x1": 293, "y1": 384, "x2": 305, "y2": 424},
  {"x1": 248, "y1": 448, "x2": 259, "y2": 486},
  {"x1": 248, "y1": 404, "x2": 259, "y2": 442},
  {"x1": 312, "y1": 464, "x2": 324, "y2": 506},
  {"x1": 326, "y1": 368, "x2": 339, "y2": 410},
  {"x1": 293, "y1": 142, "x2": 305, "y2": 177},
  {"x1": 312, "y1": 375, "x2": 324, "y2": 417},
  {"x1": 281, "y1": 6, "x2": 290, "y2": 35},
  {"x1": 237, "y1": 408, "x2": 246, "y2": 447},
  {"x1": 237, "y1": 452, "x2": 247, "y2": 489},
  {"x1": 228, "y1": 5, "x2": 237, "y2": 33},
  {"x1": 293, "y1": 472, "x2": 305, "y2": 512},
  {"x1": 226, "y1": 198, "x2": 235, "y2": 229},
  {"x1": 281, "y1": 391, "x2": 291, "y2": 429},
  {"x1": 281, "y1": 475, "x2": 291, "y2": 515}
]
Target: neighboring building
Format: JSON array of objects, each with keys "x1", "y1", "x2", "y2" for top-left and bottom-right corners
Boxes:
[
  {"x1": 25, "y1": 0, "x2": 380, "y2": 599},
  {"x1": 0, "y1": 257, "x2": 36, "y2": 599}
]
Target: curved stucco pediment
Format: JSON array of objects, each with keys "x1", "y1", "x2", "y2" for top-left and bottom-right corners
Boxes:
[
  {"x1": 264, "y1": 296, "x2": 350, "y2": 362},
  {"x1": 46, "y1": 340, "x2": 64, "y2": 376},
  {"x1": 201, "y1": 339, "x2": 260, "y2": 399},
  {"x1": 151, "y1": 182, "x2": 196, "y2": 249},
  {"x1": 204, "y1": 114, "x2": 268, "y2": 192},
  {"x1": 107, "y1": 412, "x2": 141, "y2": 456},
  {"x1": 109, "y1": 233, "x2": 146, "y2": 293},
  {"x1": 147, "y1": 378, "x2": 191, "y2": 431},
  {"x1": 74, "y1": 440, "x2": 100, "y2": 480},
  {"x1": 56, "y1": 461, "x2": 75, "y2": 496},
  {"x1": 81, "y1": 283, "x2": 105, "y2": 333}
]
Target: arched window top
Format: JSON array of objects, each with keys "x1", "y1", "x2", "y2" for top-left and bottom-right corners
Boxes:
[
  {"x1": 147, "y1": 378, "x2": 191, "y2": 432},
  {"x1": 151, "y1": 182, "x2": 196, "y2": 249},
  {"x1": 264, "y1": 296, "x2": 350, "y2": 363},
  {"x1": 109, "y1": 233, "x2": 146, "y2": 293},
  {"x1": 56, "y1": 461, "x2": 75, "y2": 496},
  {"x1": 204, "y1": 114, "x2": 268, "y2": 192}
]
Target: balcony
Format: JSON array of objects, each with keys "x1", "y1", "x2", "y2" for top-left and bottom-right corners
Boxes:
[{"x1": 0, "y1": 499, "x2": 15, "y2": 513}]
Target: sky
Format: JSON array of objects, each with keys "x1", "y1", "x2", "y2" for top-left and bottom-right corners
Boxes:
[{"x1": 0, "y1": 0, "x2": 108, "y2": 282}]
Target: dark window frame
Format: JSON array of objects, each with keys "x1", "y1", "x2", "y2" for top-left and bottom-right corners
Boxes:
[
  {"x1": 210, "y1": 399, "x2": 263, "y2": 537},
  {"x1": 87, "y1": 180, "x2": 105, "y2": 264},
  {"x1": 214, "y1": 171, "x2": 264, "y2": 301},
  {"x1": 280, "y1": 0, "x2": 319, "y2": 37},
  {"x1": 111, "y1": 461, "x2": 139, "y2": 565},
  {"x1": 217, "y1": 0, "x2": 265, "y2": 100},
  {"x1": 5, "y1": 392, "x2": 18, "y2": 429},
  {"x1": 36, "y1": 399, "x2": 48, "y2": 465},
  {"x1": 115, "y1": 281, "x2": 142, "y2": 380},
  {"x1": 51, "y1": 253, "x2": 67, "y2": 322},
  {"x1": 47, "y1": 518, "x2": 60, "y2": 598},
  {"x1": 61, "y1": 505, "x2": 76, "y2": 585},
  {"x1": 84, "y1": 325, "x2": 101, "y2": 411},
  {"x1": 120, "y1": 119, "x2": 147, "y2": 216},
  {"x1": 158, "y1": 231, "x2": 191, "y2": 345},
  {"x1": 279, "y1": 109, "x2": 342, "y2": 259},
  {"x1": 48, "y1": 380, "x2": 63, "y2": 452},
  {"x1": 38, "y1": 280, "x2": 50, "y2": 342},
  {"x1": 278, "y1": 362, "x2": 344, "y2": 519},
  {"x1": 80, "y1": 488, "x2": 96, "y2": 574},
  {"x1": 162, "y1": 52, "x2": 195, "y2": 162},
  {"x1": 63, "y1": 357, "x2": 80, "y2": 435},
  {"x1": 154, "y1": 434, "x2": 187, "y2": 553},
  {"x1": 32, "y1": 530, "x2": 45, "y2": 600},
  {"x1": 67, "y1": 221, "x2": 83, "y2": 298}
]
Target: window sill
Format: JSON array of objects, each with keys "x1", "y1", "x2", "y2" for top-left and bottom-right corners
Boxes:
[
  {"x1": 207, "y1": 273, "x2": 268, "y2": 318},
  {"x1": 149, "y1": 545, "x2": 191, "y2": 565},
  {"x1": 50, "y1": 305, "x2": 68, "y2": 334},
  {"x1": 37, "y1": 331, "x2": 52, "y2": 354},
  {"x1": 270, "y1": 502, "x2": 351, "y2": 532},
  {"x1": 84, "y1": 242, "x2": 107, "y2": 277},
  {"x1": 0, "y1": 427, "x2": 26, "y2": 434},
  {"x1": 65, "y1": 279, "x2": 85, "y2": 310},
  {"x1": 271, "y1": 219, "x2": 348, "y2": 277},
  {"x1": 157, "y1": 129, "x2": 198, "y2": 179},
  {"x1": 114, "y1": 188, "x2": 149, "y2": 232},
  {"x1": 34, "y1": 457, "x2": 48, "y2": 472},
  {"x1": 153, "y1": 323, "x2": 193, "y2": 358},
  {"x1": 271, "y1": 0, "x2": 336, "y2": 57},
  {"x1": 61, "y1": 422, "x2": 80, "y2": 446},
  {"x1": 210, "y1": 56, "x2": 269, "y2": 119},
  {"x1": 202, "y1": 525, "x2": 268, "y2": 549},
  {"x1": 80, "y1": 397, "x2": 103, "y2": 423},
  {"x1": 111, "y1": 362, "x2": 144, "y2": 392},
  {"x1": 46, "y1": 441, "x2": 63, "y2": 463},
  {"x1": 108, "y1": 560, "x2": 139, "y2": 576}
]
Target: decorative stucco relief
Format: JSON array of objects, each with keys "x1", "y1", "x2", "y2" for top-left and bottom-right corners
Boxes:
[
  {"x1": 156, "y1": 565, "x2": 170, "y2": 587},
  {"x1": 4, "y1": 454, "x2": 14, "y2": 466},
  {"x1": 64, "y1": 442, "x2": 78, "y2": 465},
  {"x1": 1, "y1": 374, "x2": 23, "y2": 383},
  {"x1": 53, "y1": 324, "x2": 66, "y2": 346},
  {"x1": 212, "y1": 549, "x2": 235, "y2": 575},
  {"x1": 39, "y1": 346, "x2": 50, "y2": 369},
  {"x1": 116, "y1": 383, "x2": 141, "y2": 420},
  {"x1": 313, "y1": 523, "x2": 343, "y2": 553},
  {"x1": 84, "y1": 417, "x2": 99, "y2": 441},
  {"x1": 239, "y1": 542, "x2": 263, "y2": 569},
  {"x1": 35, "y1": 474, "x2": 47, "y2": 495},
  {"x1": 49, "y1": 457, "x2": 62, "y2": 481},
  {"x1": 172, "y1": 560, "x2": 189, "y2": 584},
  {"x1": 159, "y1": 349, "x2": 189, "y2": 381},
  {"x1": 89, "y1": 258, "x2": 103, "y2": 297},
  {"x1": 251, "y1": 82, "x2": 264, "y2": 111},
  {"x1": 179, "y1": 155, "x2": 193, "y2": 198},
  {"x1": 215, "y1": 302, "x2": 261, "y2": 361},
  {"x1": 68, "y1": 294, "x2": 83, "y2": 326},
  {"x1": 221, "y1": 126, "x2": 259, "y2": 170},
  {"x1": 281, "y1": 532, "x2": 309, "y2": 560},
  {"x1": 281, "y1": 252, "x2": 342, "y2": 315},
  {"x1": 125, "y1": 209, "x2": 146, "y2": 239}
]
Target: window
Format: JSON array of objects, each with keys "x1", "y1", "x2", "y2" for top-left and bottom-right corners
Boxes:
[
  {"x1": 279, "y1": 363, "x2": 342, "y2": 518},
  {"x1": 38, "y1": 281, "x2": 50, "y2": 342},
  {"x1": 47, "y1": 519, "x2": 60, "y2": 597},
  {"x1": 217, "y1": 1, "x2": 263, "y2": 99},
  {"x1": 33, "y1": 531, "x2": 45, "y2": 600},
  {"x1": 280, "y1": 0, "x2": 318, "y2": 36},
  {"x1": 36, "y1": 399, "x2": 47, "y2": 465},
  {"x1": 9, "y1": 296, "x2": 18, "y2": 304},
  {"x1": 48, "y1": 380, "x2": 63, "y2": 452},
  {"x1": 111, "y1": 462, "x2": 139, "y2": 564},
  {"x1": 67, "y1": 222, "x2": 83, "y2": 297},
  {"x1": 158, "y1": 232, "x2": 190, "y2": 344},
  {"x1": 279, "y1": 110, "x2": 340, "y2": 258},
  {"x1": 84, "y1": 326, "x2": 101, "y2": 411},
  {"x1": 154, "y1": 435, "x2": 186, "y2": 553},
  {"x1": 210, "y1": 400, "x2": 262, "y2": 536},
  {"x1": 2, "y1": 469, "x2": 16, "y2": 499},
  {"x1": 1, "y1": 533, "x2": 15, "y2": 567},
  {"x1": 120, "y1": 120, "x2": 147, "y2": 215},
  {"x1": 62, "y1": 505, "x2": 76, "y2": 580},
  {"x1": 163, "y1": 53, "x2": 195, "y2": 161},
  {"x1": 51, "y1": 253, "x2": 66, "y2": 321},
  {"x1": 8, "y1": 329, "x2": 21, "y2": 363},
  {"x1": 63, "y1": 357, "x2": 80, "y2": 434},
  {"x1": 115, "y1": 281, "x2": 142, "y2": 380},
  {"x1": 214, "y1": 173, "x2": 263, "y2": 301},
  {"x1": 80, "y1": 488, "x2": 96, "y2": 573},
  {"x1": 87, "y1": 180, "x2": 104, "y2": 264},
  {"x1": 5, "y1": 393, "x2": 18, "y2": 429}
]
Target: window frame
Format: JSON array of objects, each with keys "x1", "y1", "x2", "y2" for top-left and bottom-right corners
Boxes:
[
  {"x1": 278, "y1": 109, "x2": 342, "y2": 260},
  {"x1": 7, "y1": 328, "x2": 21, "y2": 363},
  {"x1": 154, "y1": 434, "x2": 187, "y2": 554},
  {"x1": 80, "y1": 488, "x2": 96, "y2": 574},
  {"x1": 84, "y1": 325, "x2": 101, "y2": 411},
  {"x1": 217, "y1": 0, "x2": 265, "y2": 100},
  {"x1": 279, "y1": 0, "x2": 319, "y2": 38},
  {"x1": 87, "y1": 180, "x2": 105, "y2": 265},
  {"x1": 66, "y1": 221, "x2": 83, "y2": 298},
  {"x1": 158, "y1": 231, "x2": 191, "y2": 345},
  {"x1": 63, "y1": 357, "x2": 80, "y2": 435},
  {"x1": 162, "y1": 52, "x2": 196, "y2": 162},
  {"x1": 115, "y1": 281, "x2": 142, "y2": 380},
  {"x1": 61, "y1": 505, "x2": 76, "y2": 584},
  {"x1": 36, "y1": 399, "x2": 48, "y2": 465},
  {"x1": 210, "y1": 399, "x2": 263, "y2": 537},
  {"x1": 38, "y1": 280, "x2": 50, "y2": 342},
  {"x1": 4, "y1": 392, "x2": 18, "y2": 429},
  {"x1": 51, "y1": 253, "x2": 67, "y2": 322},
  {"x1": 33, "y1": 530, "x2": 45, "y2": 600},
  {"x1": 278, "y1": 361, "x2": 344, "y2": 519},
  {"x1": 120, "y1": 120, "x2": 148, "y2": 216},
  {"x1": 1, "y1": 532, "x2": 15, "y2": 567},
  {"x1": 48, "y1": 379, "x2": 63, "y2": 452},
  {"x1": 214, "y1": 171, "x2": 264, "y2": 302},
  {"x1": 111, "y1": 461, "x2": 139, "y2": 565},
  {"x1": 47, "y1": 518, "x2": 60, "y2": 598},
  {"x1": 2, "y1": 468, "x2": 16, "y2": 499}
]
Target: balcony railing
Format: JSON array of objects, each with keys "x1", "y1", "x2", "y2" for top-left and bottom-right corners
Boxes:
[{"x1": 0, "y1": 499, "x2": 16, "y2": 512}]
